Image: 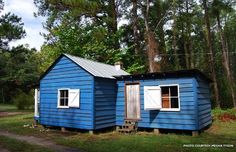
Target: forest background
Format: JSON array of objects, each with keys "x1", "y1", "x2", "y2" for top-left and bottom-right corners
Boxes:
[{"x1": 0, "y1": 0, "x2": 235, "y2": 109}]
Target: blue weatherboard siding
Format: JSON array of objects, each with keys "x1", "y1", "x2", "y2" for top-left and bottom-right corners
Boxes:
[
  {"x1": 94, "y1": 78, "x2": 117, "y2": 129},
  {"x1": 40, "y1": 56, "x2": 94, "y2": 130},
  {"x1": 116, "y1": 78, "x2": 201, "y2": 130},
  {"x1": 196, "y1": 77, "x2": 212, "y2": 129},
  {"x1": 39, "y1": 54, "x2": 211, "y2": 131}
]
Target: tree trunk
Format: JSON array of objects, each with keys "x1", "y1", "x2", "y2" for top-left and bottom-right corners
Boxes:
[
  {"x1": 216, "y1": 14, "x2": 236, "y2": 107},
  {"x1": 172, "y1": 0, "x2": 179, "y2": 69},
  {"x1": 203, "y1": 0, "x2": 220, "y2": 108},
  {"x1": 185, "y1": 0, "x2": 193, "y2": 69},
  {"x1": 108, "y1": 0, "x2": 119, "y2": 49},
  {"x1": 132, "y1": 0, "x2": 139, "y2": 55},
  {"x1": 144, "y1": 0, "x2": 160, "y2": 72},
  {"x1": 155, "y1": 0, "x2": 166, "y2": 69},
  {"x1": 145, "y1": 31, "x2": 161, "y2": 72}
]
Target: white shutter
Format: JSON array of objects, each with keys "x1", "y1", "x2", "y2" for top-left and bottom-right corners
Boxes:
[
  {"x1": 144, "y1": 86, "x2": 161, "y2": 110},
  {"x1": 69, "y1": 89, "x2": 80, "y2": 108}
]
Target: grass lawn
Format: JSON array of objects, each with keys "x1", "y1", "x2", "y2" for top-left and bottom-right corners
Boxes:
[
  {"x1": 0, "y1": 104, "x2": 235, "y2": 152},
  {"x1": 0, "y1": 104, "x2": 17, "y2": 112},
  {"x1": 0, "y1": 103, "x2": 33, "y2": 112}
]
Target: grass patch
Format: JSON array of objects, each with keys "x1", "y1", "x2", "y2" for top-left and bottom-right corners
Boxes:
[
  {"x1": 0, "y1": 113, "x2": 47, "y2": 137},
  {"x1": 0, "y1": 135, "x2": 53, "y2": 152},
  {"x1": 0, "y1": 108, "x2": 235, "y2": 152},
  {"x1": 53, "y1": 124, "x2": 236, "y2": 152},
  {"x1": 0, "y1": 104, "x2": 17, "y2": 112},
  {"x1": 0, "y1": 104, "x2": 33, "y2": 112},
  {"x1": 212, "y1": 108, "x2": 236, "y2": 121}
]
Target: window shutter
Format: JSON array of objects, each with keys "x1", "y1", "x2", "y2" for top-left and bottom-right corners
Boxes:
[
  {"x1": 144, "y1": 86, "x2": 161, "y2": 110},
  {"x1": 69, "y1": 89, "x2": 80, "y2": 108}
]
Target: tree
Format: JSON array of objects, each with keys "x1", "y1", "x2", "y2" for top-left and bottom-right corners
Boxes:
[
  {"x1": 0, "y1": 13, "x2": 25, "y2": 50},
  {"x1": 211, "y1": 0, "x2": 236, "y2": 107},
  {"x1": 34, "y1": 0, "x2": 236, "y2": 108},
  {"x1": 202, "y1": 0, "x2": 220, "y2": 107},
  {"x1": 132, "y1": 0, "x2": 140, "y2": 55},
  {"x1": 0, "y1": 1, "x2": 38, "y2": 103}
]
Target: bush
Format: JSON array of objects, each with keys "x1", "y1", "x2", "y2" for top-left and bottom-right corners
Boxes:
[
  {"x1": 212, "y1": 108, "x2": 236, "y2": 121},
  {"x1": 13, "y1": 90, "x2": 34, "y2": 110}
]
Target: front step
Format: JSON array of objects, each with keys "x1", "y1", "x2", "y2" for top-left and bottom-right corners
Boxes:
[{"x1": 118, "y1": 120, "x2": 138, "y2": 134}]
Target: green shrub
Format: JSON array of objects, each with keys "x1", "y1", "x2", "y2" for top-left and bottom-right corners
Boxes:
[{"x1": 13, "y1": 90, "x2": 34, "y2": 110}]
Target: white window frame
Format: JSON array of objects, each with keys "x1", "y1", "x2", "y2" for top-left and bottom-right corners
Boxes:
[
  {"x1": 57, "y1": 88, "x2": 70, "y2": 108},
  {"x1": 159, "y1": 84, "x2": 180, "y2": 112}
]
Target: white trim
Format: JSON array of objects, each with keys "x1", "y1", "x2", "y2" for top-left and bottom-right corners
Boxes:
[
  {"x1": 159, "y1": 84, "x2": 180, "y2": 112},
  {"x1": 57, "y1": 88, "x2": 70, "y2": 108}
]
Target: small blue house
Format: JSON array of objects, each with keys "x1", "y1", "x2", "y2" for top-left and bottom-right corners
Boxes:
[
  {"x1": 35, "y1": 54, "x2": 128, "y2": 131},
  {"x1": 35, "y1": 53, "x2": 212, "y2": 134},
  {"x1": 114, "y1": 71, "x2": 212, "y2": 133}
]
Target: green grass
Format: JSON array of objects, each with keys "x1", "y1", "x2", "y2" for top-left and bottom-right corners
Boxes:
[
  {"x1": 0, "y1": 104, "x2": 17, "y2": 112},
  {"x1": 0, "y1": 105, "x2": 235, "y2": 152},
  {"x1": 0, "y1": 103, "x2": 33, "y2": 112},
  {"x1": 212, "y1": 108, "x2": 236, "y2": 117},
  {"x1": 52, "y1": 121, "x2": 236, "y2": 152},
  {"x1": 0, "y1": 135, "x2": 53, "y2": 152}
]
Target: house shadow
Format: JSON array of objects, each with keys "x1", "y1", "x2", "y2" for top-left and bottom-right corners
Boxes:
[{"x1": 149, "y1": 110, "x2": 160, "y2": 124}]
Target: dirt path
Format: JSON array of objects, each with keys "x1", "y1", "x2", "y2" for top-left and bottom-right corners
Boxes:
[
  {"x1": 0, "y1": 112, "x2": 24, "y2": 117},
  {"x1": 0, "y1": 131, "x2": 82, "y2": 152}
]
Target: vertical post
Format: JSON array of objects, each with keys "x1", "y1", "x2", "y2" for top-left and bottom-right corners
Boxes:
[
  {"x1": 34, "y1": 89, "x2": 38, "y2": 117},
  {"x1": 154, "y1": 129, "x2": 160, "y2": 134},
  {"x1": 192, "y1": 131, "x2": 199, "y2": 136},
  {"x1": 89, "y1": 130, "x2": 94, "y2": 135},
  {"x1": 61, "y1": 127, "x2": 66, "y2": 132},
  {"x1": 116, "y1": 126, "x2": 120, "y2": 132}
]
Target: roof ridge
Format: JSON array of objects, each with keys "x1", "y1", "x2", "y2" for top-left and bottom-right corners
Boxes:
[{"x1": 64, "y1": 53, "x2": 119, "y2": 69}]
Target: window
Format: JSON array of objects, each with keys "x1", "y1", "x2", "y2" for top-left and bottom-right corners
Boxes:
[
  {"x1": 160, "y1": 85, "x2": 179, "y2": 110},
  {"x1": 58, "y1": 89, "x2": 69, "y2": 107},
  {"x1": 57, "y1": 89, "x2": 80, "y2": 108}
]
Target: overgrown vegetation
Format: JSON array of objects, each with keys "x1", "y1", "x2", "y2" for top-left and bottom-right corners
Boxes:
[
  {"x1": 13, "y1": 90, "x2": 34, "y2": 110},
  {"x1": 0, "y1": 1, "x2": 39, "y2": 107}
]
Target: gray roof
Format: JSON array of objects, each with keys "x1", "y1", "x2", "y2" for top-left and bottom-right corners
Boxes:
[{"x1": 64, "y1": 54, "x2": 129, "y2": 79}]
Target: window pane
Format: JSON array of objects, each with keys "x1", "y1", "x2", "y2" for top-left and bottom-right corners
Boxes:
[
  {"x1": 171, "y1": 98, "x2": 179, "y2": 108},
  {"x1": 161, "y1": 87, "x2": 169, "y2": 97},
  {"x1": 60, "y1": 99, "x2": 64, "y2": 106},
  {"x1": 162, "y1": 97, "x2": 170, "y2": 108},
  {"x1": 65, "y1": 90, "x2": 68, "y2": 97},
  {"x1": 60, "y1": 90, "x2": 64, "y2": 97},
  {"x1": 170, "y1": 86, "x2": 178, "y2": 96},
  {"x1": 65, "y1": 99, "x2": 68, "y2": 106}
]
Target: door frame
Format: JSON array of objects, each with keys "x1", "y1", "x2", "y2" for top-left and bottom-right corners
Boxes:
[{"x1": 124, "y1": 82, "x2": 141, "y2": 120}]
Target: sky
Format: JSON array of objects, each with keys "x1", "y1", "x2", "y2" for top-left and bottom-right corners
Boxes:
[{"x1": 1, "y1": 0, "x2": 46, "y2": 50}]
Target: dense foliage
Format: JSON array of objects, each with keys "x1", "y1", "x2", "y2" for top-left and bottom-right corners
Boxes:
[
  {"x1": 33, "y1": 0, "x2": 236, "y2": 108},
  {"x1": 0, "y1": 0, "x2": 235, "y2": 109},
  {"x1": 0, "y1": 1, "x2": 40, "y2": 105}
]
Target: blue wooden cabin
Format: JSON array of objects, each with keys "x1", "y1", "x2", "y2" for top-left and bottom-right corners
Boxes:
[
  {"x1": 35, "y1": 53, "x2": 212, "y2": 133},
  {"x1": 35, "y1": 54, "x2": 128, "y2": 131},
  {"x1": 115, "y1": 70, "x2": 212, "y2": 133}
]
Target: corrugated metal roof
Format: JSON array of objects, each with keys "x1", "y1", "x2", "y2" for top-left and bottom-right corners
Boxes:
[{"x1": 64, "y1": 54, "x2": 129, "y2": 79}]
